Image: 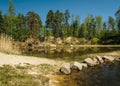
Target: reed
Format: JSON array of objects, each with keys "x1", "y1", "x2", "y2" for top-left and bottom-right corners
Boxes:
[{"x1": 0, "y1": 34, "x2": 21, "y2": 54}]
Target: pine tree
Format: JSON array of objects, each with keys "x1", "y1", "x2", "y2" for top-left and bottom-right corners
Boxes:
[
  {"x1": 63, "y1": 9, "x2": 70, "y2": 37},
  {"x1": 79, "y1": 23, "x2": 87, "y2": 38},
  {"x1": 46, "y1": 10, "x2": 54, "y2": 29},
  {"x1": 27, "y1": 11, "x2": 42, "y2": 39},
  {"x1": 54, "y1": 10, "x2": 63, "y2": 38},
  {"x1": 96, "y1": 16, "x2": 102, "y2": 37},
  {"x1": 72, "y1": 16, "x2": 80, "y2": 37},
  {"x1": 8, "y1": 0, "x2": 15, "y2": 16},
  {"x1": 0, "y1": 11, "x2": 5, "y2": 34},
  {"x1": 115, "y1": 7, "x2": 120, "y2": 34}
]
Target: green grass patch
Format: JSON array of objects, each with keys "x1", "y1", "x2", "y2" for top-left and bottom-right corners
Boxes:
[{"x1": 0, "y1": 65, "x2": 49, "y2": 86}]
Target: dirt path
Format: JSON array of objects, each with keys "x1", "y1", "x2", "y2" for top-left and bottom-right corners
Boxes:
[{"x1": 0, "y1": 52, "x2": 63, "y2": 66}]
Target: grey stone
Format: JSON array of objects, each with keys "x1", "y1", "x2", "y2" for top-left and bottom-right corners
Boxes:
[
  {"x1": 70, "y1": 62, "x2": 82, "y2": 70},
  {"x1": 96, "y1": 56, "x2": 104, "y2": 64},
  {"x1": 84, "y1": 58, "x2": 97, "y2": 66},
  {"x1": 93, "y1": 57, "x2": 99, "y2": 64},
  {"x1": 60, "y1": 63, "x2": 71, "y2": 74},
  {"x1": 103, "y1": 56, "x2": 115, "y2": 62},
  {"x1": 115, "y1": 58, "x2": 120, "y2": 61},
  {"x1": 80, "y1": 63, "x2": 88, "y2": 68}
]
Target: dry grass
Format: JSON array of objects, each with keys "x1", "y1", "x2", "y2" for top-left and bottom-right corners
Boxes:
[{"x1": 0, "y1": 34, "x2": 21, "y2": 54}]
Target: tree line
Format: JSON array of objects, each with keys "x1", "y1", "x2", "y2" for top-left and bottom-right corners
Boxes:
[{"x1": 0, "y1": 0, "x2": 120, "y2": 44}]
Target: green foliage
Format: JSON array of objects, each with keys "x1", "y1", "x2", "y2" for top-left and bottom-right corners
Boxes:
[
  {"x1": 0, "y1": 11, "x2": 5, "y2": 34},
  {"x1": 115, "y1": 7, "x2": 120, "y2": 34},
  {"x1": 0, "y1": 1, "x2": 120, "y2": 44},
  {"x1": 96, "y1": 16, "x2": 102, "y2": 37},
  {"x1": 0, "y1": 65, "x2": 49, "y2": 86},
  {"x1": 46, "y1": 10, "x2": 54, "y2": 29},
  {"x1": 27, "y1": 11, "x2": 42, "y2": 39},
  {"x1": 79, "y1": 23, "x2": 87, "y2": 38},
  {"x1": 54, "y1": 10, "x2": 63, "y2": 38},
  {"x1": 79, "y1": 38, "x2": 86, "y2": 44},
  {"x1": 71, "y1": 16, "x2": 80, "y2": 37},
  {"x1": 85, "y1": 14, "x2": 97, "y2": 38},
  {"x1": 108, "y1": 16, "x2": 115, "y2": 29},
  {"x1": 8, "y1": 0, "x2": 15, "y2": 16},
  {"x1": 91, "y1": 38, "x2": 99, "y2": 44}
]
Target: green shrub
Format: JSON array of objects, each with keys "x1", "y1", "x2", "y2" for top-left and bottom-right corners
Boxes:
[
  {"x1": 91, "y1": 38, "x2": 99, "y2": 44},
  {"x1": 79, "y1": 38, "x2": 86, "y2": 44}
]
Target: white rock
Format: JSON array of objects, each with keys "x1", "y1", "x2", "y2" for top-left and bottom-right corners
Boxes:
[
  {"x1": 84, "y1": 58, "x2": 97, "y2": 66},
  {"x1": 115, "y1": 58, "x2": 120, "y2": 61},
  {"x1": 80, "y1": 63, "x2": 88, "y2": 68},
  {"x1": 70, "y1": 62, "x2": 82, "y2": 70},
  {"x1": 103, "y1": 56, "x2": 115, "y2": 62},
  {"x1": 93, "y1": 57, "x2": 99, "y2": 64},
  {"x1": 96, "y1": 56, "x2": 104, "y2": 64},
  {"x1": 60, "y1": 63, "x2": 71, "y2": 74}
]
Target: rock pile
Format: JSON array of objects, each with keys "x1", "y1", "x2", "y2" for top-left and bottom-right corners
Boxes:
[{"x1": 60, "y1": 55, "x2": 119, "y2": 74}]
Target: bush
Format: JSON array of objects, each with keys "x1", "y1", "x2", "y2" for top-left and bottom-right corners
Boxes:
[
  {"x1": 79, "y1": 38, "x2": 86, "y2": 44},
  {"x1": 91, "y1": 38, "x2": 99, "y2": 44}
]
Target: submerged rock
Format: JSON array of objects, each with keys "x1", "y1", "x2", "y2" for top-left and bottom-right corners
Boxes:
[
  {"x1": 84, "y1": 58, "x2": 97, "y2": 66},
  {"x1": 70, "y1": 62, "x2": 82, "y2": 70},
  {"x1": 60, "y1": 63, "x2": 71, "y2": 74},
  {"x1": 96, "y1": 56, "x2": 104, "y2": 64},
  {"x1": 103, "y1": 56, "x2": 115, "y2": 62}
]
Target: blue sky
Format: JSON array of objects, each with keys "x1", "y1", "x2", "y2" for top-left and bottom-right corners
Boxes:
[{"x1": 0, "y1": 0, "x2": 120, "y2": 24}]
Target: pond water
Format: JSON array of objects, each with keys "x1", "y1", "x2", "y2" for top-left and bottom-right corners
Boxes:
[
  {"x1": 23, "y1": 47, "x2": 120, "y2": 61},
  {"x1": 54, "y1": 61, "x2": 120, "y2": 86},
  {"x1": 22, "y1": 46, "x2": 120, "y2": 86}
]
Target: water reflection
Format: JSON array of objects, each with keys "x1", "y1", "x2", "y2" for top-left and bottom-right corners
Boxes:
[{"x1": 23, "y1": 47, "x2": 120, "y2": 61}]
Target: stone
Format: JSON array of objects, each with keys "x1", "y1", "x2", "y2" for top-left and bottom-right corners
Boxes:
[
  {"x1": 93, "y1": 57, "x2": 99, "y2": 64},
  {"x1": 103, "y1": 56, "x2": 115, "y2": 62},
  {"x1": 96, "y1": 56, "x2": 104, "y2": 64},
  {"x1": 70, "y1": 62, "x2": 82, "y2": 70},
  {"x1": 115, "y1": 58, "x2": 120, "y2": 61},
  {"x1": 60, "y1": 63, "x2": 71, "y2": 74},
  {"x1": 84, "y1": 58, "x2": 97, "y2": 66},
  {"x1": 80, "y1": 63, "x2": 88, "y2": 68}
]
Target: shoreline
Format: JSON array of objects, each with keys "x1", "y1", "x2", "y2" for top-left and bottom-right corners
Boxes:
[
  {"x1": 57, "y1": 44, "x2": 120, "y2": 48},
  {"x1": 0, "y1": 52, "x2": 63, "y2": 66}
]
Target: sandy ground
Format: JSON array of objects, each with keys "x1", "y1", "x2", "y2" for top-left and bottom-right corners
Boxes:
[
  {"x1": 0, "y1": 52, "x2": 63, "y2": 66},
  {"x1": 0, "y1": 50, "x2": 120, "y2": 66}
]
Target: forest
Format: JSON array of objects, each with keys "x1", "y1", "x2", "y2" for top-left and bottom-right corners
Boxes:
[{"x1": 0, "y1": 0, "x2": 120, "y2": 45}]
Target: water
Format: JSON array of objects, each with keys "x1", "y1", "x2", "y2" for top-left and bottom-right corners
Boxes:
[
  {"x1": 22, "y1": 47, "x2": 120, "y2": 86},
  {"x1": 23, "y1": 47, "x2": 120, "y2": 61},
  {"x1": 55, "y1": 62, "x2": 120, "y2": 86}
]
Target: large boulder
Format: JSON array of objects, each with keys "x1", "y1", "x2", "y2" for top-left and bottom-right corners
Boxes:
[
  {"x1": 60, "y1": 63, "x2": 71, "y2": 74},
  {"x1": 96, "y1": 56, "x2": 104, "y2": 64},
  {"x1": 84, "y1": 58, "x2": 97, "y2": 66},
  {"x1": 103, "y1": 56, "x2": 115, "y2": 62},
  {"x1": 70, "y1": 62, "x2": 82, "y2": 70}
]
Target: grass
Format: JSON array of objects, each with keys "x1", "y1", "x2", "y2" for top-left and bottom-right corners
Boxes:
[{"x1": 0, "y1": 64, "x2": 58, "y2": 86}]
